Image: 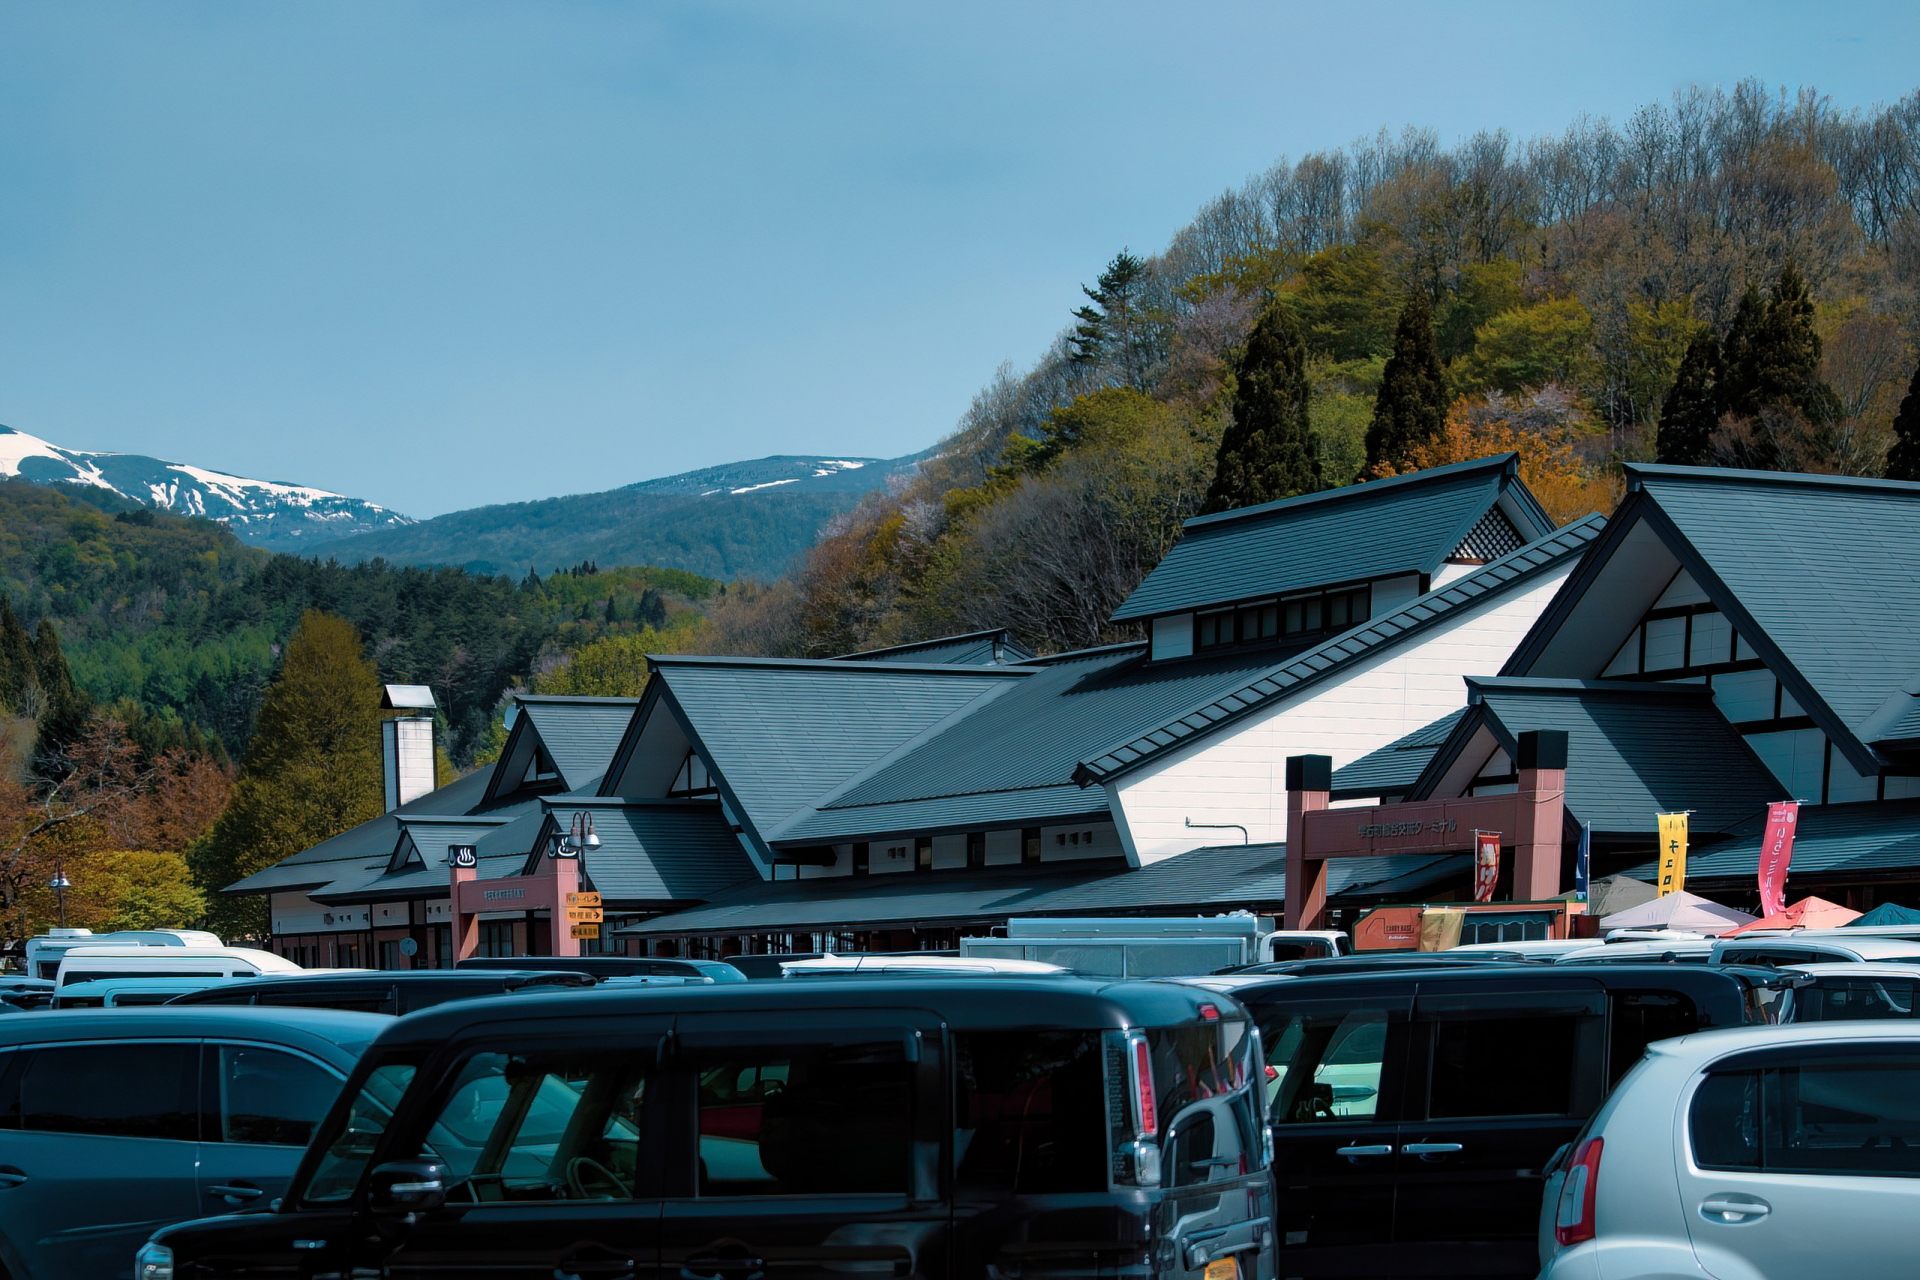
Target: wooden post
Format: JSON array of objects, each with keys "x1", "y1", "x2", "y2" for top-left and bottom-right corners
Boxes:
[
  {"x1": 1514, "y1": 730, "x2": 1569, "y2": 903},
  {"x1": 1284, "y1": 755, "x2": 1332, "y2": 931},
  {"x1": 450, "y1": 848, "x2": 480, "y2": 962}
]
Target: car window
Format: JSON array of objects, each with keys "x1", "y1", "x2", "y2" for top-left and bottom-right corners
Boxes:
[
  {"x1": 212, "y1": 1045, "x2": 342, "y2": 1146},
  {"x1": 692, "y1": 1039, "x2": 910, "y2": 1197},
  {"x1": 261, "y1": 988, "x2": 394, "y2": 1014},
  {"x1": 1608, "y1": 991, "x2": 1700, "y2": 1084},
  {"x1": 8, "y1": 1042, "x2": 197, "y2": 1141},
  {"x1": 302, "y1": 1060, "x2": 420, "y2": 1204},
  {"x1": 1718, "y1": 947, "x2": 1832, "y2": 967},
  {"x1": 1693, "y1": 1055, "x2": 1920, "y2": 1176},
  {"x1": 954, "y1": 1030, "x2": 1105, "y2": 1194},
  {"x1": 1796, "y1": 978, "x2": 1920, "y2": 1021},
  {"x1": 1265, "y1": 1007, "x2": 1389, "y2": 1124},
  {"x1": 410, "y1": 1047, "x2": 651, "y2": 1203},
  {"x1": 1168, "y1": 1108, "x2": 1217, "y2": 1187},
  {"x1": 1428, "y1": 1014, "x2": 1577, "y2": 1118}
]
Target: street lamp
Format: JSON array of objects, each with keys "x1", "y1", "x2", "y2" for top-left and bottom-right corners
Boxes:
[
  {"x1": 49, "y1": 866, "x2": 72, "y2": 929},
  {"x1": 553, "y1": 811, "x2": 600, "y2": 859}
]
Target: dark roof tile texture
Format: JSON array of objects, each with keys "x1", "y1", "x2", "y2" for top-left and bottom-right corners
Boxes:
[{"x1": 516, "y1": 697, "x2": 643, "y2": 791}]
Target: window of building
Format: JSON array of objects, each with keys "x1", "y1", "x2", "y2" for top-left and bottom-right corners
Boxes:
[
  {"x1": 668, "y1": 750, "x2": 717, "y2": 798},
  {"x1": 914, "y1": 837, "x2": 932, "y2": 872},
  {"x1": 966, "y1": 832, "x2": 986, "y2": 869},
  {"x1": 479, "y1": 920, "x2": 517, "y2": 958},
  {"x1": 851, "y1": 843, "x2": 869, "y2": 876},
  {"x1": 1022, "y1": 828, "x2": 1041, "y2": 864},
  {"x1": 1194, "y1": 585, "x2": 1371, "y2": 653}
]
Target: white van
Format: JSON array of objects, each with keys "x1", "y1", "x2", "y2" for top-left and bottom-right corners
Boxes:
[
  {"x1": 23, "y1": 927, "x2": 225, "y2": 979},
  {"x1": 53, "y1": 945, "x2": 301, "y2": 989}
]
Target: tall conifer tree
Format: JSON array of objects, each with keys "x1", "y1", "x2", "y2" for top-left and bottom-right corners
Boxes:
[
  {"x1": 1888, "y1": 361, "x2": 1920, "y2": 483},
  {"x1": 1657, "y1": 331, "x2": 1722, "y2": 466},
  {"x1": 1202, "y1": 303, "x2": 1318, "y2": 513},
  {"x1": 190, "y1": 611, "x2": 386, "y2": 937},
  {"x1": 1364, "y1": 297, "x2": 1448, "y2": 477}
]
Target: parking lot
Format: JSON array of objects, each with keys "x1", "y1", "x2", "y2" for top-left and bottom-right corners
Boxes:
[{"x1": 0, "y1": 920, "x2": 1905, "y2": 1280}]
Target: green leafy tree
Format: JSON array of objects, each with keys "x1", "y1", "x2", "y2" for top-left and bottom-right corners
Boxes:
[
  {"x1": 1203, "y1": 303, "x2": 1318, "y2": 512},
  {"x1": 1888, "y1": 361, "x2": 1920, "y2": 482},
  {"x1": 1288, "y1": 243, "x2": 1400, "y2": 361},
  {"x1": 1435, "y1": 259, "x2": 1525, "y2": 363},
  {"x1": 1456, "y1": 297, "x2": 1598, "y2": 395},
  {"x1": 1364, "y1": 297, "x2": 1448, "y2": 477},
  {"x1": 1657, "y1": 331, "x2": 1723, "y2": 466},
  {"x1": 190, "y1": 611, "x2": 385, "y2": 938}
]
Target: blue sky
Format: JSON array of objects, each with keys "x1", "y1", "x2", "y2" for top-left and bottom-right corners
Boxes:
[{"x1": 0, "y1": 2, "x2": 1912, "y2": 517}]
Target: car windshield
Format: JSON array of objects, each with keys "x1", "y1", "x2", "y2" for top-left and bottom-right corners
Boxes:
[{"x1": 300, "y1": 1057, "x2": 421, "y2": 1204}]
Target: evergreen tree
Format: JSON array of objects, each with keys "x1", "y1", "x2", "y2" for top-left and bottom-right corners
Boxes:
[
  {"x1": 190, "y1": 611, "x2": 385, "y2": 938},
  {"x1": 0, "y1": 601, "x2": 36, "y2": 715},
  {"x1": 1718, "y1": 283, "x2": 1767, "y2": 421},
  {"x1": 1657, "y1": 331, "x2": 1722, "y2": 466},
  {"x1": 1069, "y1": 250, "x2": 1158, "y2": 390},
  {"x1": 30, "y1": 617, "x2": 90, "y2": 755},
  {"x1": 604, "y1": 596, "x2": 618, "y2": 625},
  {"x1": 1364, "y1": 296, "x2": 1448, "y2": 477},
  {"x1": 1888, "y1": 360, "x2": 1920, "y2": 483},
  {"x1": 1203, "y1": 302, "x2": 1319, "y2": 513},
  {"x1": 1721, "y1": 264, "x2": 1841, "y2": 428}
]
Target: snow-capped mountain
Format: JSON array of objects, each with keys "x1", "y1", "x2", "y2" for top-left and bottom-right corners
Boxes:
[{"x1": 0, "y1": 425, "x2": 413, "y2": 551}]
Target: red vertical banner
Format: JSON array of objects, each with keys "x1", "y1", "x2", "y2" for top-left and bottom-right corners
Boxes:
[
  {"x1": 1757, "y1": 801, "x2": 1801, "y2": 918},
  {"x1": 1473, "y1": 830, "x2": 1501, "y2": 903}
]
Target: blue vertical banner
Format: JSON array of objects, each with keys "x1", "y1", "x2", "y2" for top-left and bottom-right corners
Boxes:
[{"x1": 1575, "y1": 821, "x2": 1591, "y2": 903}]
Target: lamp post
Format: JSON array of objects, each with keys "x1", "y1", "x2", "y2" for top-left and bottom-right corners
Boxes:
[{"x1": 49, "y1": 864, "x2": 72, "y2": 929}]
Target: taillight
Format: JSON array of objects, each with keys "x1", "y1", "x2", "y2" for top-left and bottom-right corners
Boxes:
[
  {"x1": 1130, "y1": 1035, "x2": 1157, "y2": 1136},
  {"x1": 1553, "y1": 1137, "x2": 1603, "y2": 1246}
]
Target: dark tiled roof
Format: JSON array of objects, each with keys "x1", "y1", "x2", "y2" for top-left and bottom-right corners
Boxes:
[
  {"x1": 1077, "y1": 517, "x2": 1605, "y2": 784},
  {"x1": 777, "y1": 785, "x2": 1111, "y2": 843},
  {"x1": 832, "y1": 630, "x2": 1035, "y2": 666},
  {"x1": 515, "y1": 696, "x2": 643, "y2": 791},
  {"x1": 647, "y1": 656, "x2": 1028, "y2": 838},
  {"x1": 1412, "y1": 677, "x2": 1787, "y2": 835},
  {"x1": 1623, "y1": 799, "x2": 1920, "y2": 882},
  {"x1": 1111, "y1": 454, "x2": 1556, "y2": 622},
  {"x1": 542, "y1": 798, "x2": 759, "y2": 902},
  {"x1": 1331, "y1": 710, "x2": 1466, "y2": 799}
]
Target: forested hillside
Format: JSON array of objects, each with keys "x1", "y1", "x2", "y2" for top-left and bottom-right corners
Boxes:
[
  {"x1": 746, "y1": 81, "x2": 1920, "y2": 660},
  {"x1": 0, "y1": 482, "x2": 717, "y2": 763}
]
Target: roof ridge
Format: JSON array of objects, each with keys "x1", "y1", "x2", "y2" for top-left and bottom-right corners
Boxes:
[
  {"x1": 515, "y1": 693, "x2": 645, "y2": 705},
  {"x1": 1629, "y1": 462, "x2": 1920, "y2": 496},
  {"x1": 1181, "y1": 454, "x2": 1519, "y2": 531},
  {"x1": 648, "y1": 653, "x2": 1040, "y2": 676},
  {"x1": 1075, "y1": 513, "x2": 1605, "y2": 785},
  {"x1": 830, "y1": 629, "x2": 1017, "y2": 660},
  {"x1": 1467, "y1": 676, "x2": 1720, "y2": 698}
]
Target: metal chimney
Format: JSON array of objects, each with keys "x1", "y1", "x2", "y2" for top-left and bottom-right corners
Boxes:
[{"x1": 380, "y1": 684, "x2": 438, "y2": 812}]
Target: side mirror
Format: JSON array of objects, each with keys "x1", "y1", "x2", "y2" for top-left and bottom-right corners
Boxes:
[{"x1": 368, "y1": 1161, "x2": 447, "y2": 1215}]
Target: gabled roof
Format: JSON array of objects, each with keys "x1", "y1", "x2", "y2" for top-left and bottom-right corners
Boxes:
[
  {"x1": 1409, "y1": 677, "x2": 1786, "y2": 835},
  {"x1": 1506, "y1": 464, "x2": 1920, "y2": 772},
  {"x1": 832, "y1": 630, "x2": 1036, "y2": 666},
  {"x1": 1331, "y1": 710, "x2": 1466, "y2": 800},
  {"x1": 1622, "y1": 798, "x2": 1920, "y2": 884},
  {"x1": 1076, "y1": 516, "x2": 1605, "y2": 785},
  {"x1": 536, "y1": 798, "x2": 757, "y2": 903},
  {"x1": 1110, "y1": 454, "x2": 1556, "y2": 622},
  {"x1": 640, "y1": 656, "x2": 1030, "y2": 848},
  {"x1": 308, "y1": 807, "x2": 545, "y2": 905},
  {"x1": 514, "y1": 696, "x2": 641, "y2": 791}
]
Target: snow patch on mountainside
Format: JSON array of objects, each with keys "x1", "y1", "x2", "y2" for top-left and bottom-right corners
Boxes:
[{"x1": 0, "y1": 424, "x2": 413, "y2": 551}]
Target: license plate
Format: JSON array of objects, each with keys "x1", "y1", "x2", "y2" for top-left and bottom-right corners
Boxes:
[{"x1": 1204, "y1": 1259, "x2": 1239, "y2": 1280}]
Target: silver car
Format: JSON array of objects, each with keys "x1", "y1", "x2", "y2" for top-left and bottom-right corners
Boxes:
[{"x1": 1538, "y1": 1020, "x2": 1920, "y2": 1279}]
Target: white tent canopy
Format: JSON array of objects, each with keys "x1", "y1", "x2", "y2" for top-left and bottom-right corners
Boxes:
[{"x1": 1599, "y1": 890, "x2": 1757, "y2": 935}]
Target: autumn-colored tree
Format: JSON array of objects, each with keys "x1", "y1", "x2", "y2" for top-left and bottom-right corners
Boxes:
[
  {"x1": 1202, "y1": 302, "x2": 1318, "y2": 513},
  {"x1": 190, "y1": 611, "x2": 385, "y2": 938},
  {"x1": 1402, "y1": 391, "x2": 1617, "y2": 526}
]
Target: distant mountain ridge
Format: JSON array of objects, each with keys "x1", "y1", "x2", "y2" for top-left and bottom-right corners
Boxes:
[
  {"x1": 306, "y1": 452, "x2": 924, "y2": 581},
  {"x1": 0, "y1": 424, "x2": 412, "y2": 551}
]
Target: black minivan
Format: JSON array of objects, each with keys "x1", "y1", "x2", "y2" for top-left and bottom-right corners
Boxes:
[
  {"x1": 1202, "y1": 963, "x2": 1781, "y2": 1279},
  {"x1": 140, "y1": 977, "x2": 1276, "y2": 1280}
]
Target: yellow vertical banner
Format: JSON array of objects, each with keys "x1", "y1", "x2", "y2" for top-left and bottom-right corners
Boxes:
[{"x1": 1656, "y1": 812, "x2": 1689, "y2": 897}]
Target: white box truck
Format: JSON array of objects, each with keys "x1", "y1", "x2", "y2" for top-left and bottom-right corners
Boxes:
[{"x1": 960, "y1": 914, "x2": 1349, "y2": 977}]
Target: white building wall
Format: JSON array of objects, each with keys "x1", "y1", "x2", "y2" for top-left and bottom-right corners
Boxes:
[
  {"x1": 1112, "y1": 566, "x2": 1577, "y2": 864},
  {"x1": 271, "y1": 891, "x2": 371, "y2": 935}
]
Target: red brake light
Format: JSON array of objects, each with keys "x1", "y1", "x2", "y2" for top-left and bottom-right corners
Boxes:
[
  {"x1": 1131, "y1": 1036, "x2": 1157, "y2": 1136},
  {"x1": 1198, "y1": 1003, "x2": 1220, "y2": 1021},
  {"x1": 1553, "y1": 1137, "x2": 1603, "y2": 1246}
]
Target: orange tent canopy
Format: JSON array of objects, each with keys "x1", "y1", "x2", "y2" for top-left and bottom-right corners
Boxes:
[{"x1": 1723, "y1": 895, "x2": 1861, "y2": 936}]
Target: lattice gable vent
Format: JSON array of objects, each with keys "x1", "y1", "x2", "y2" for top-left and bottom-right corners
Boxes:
[{"x1": 1449, "y1": 506, "x2": 1525, "y2": 564}]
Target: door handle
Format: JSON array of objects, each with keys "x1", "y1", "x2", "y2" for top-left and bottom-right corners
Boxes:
[
  {"x1": 1401, "y1": 1143, "x2": 1464, "y2": 1159},
  {"x1": 680, "y1": 1239, "x2": 766, "y2": 1280},
  {"x1": 1334, "y1": 1144, "x2": 1393, "y2": 1159},
  {"x1": 557, "y1": 1242, "x2": 637, "y2": 1280},
  {"x1": 0, "y1": 1166, "x2": 25, "y2": 1189},
  {"x1": 207, "y1": 1183, "x2": 265, "y2": 1202},
  {"x1": 1700, "y1": 1196, "x2": 1772, "y2": 1223}
]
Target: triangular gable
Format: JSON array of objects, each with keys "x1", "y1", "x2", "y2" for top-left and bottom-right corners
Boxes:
[
  {"x1": 484, "y1": 695, "x2": 641, "y2": 803},
  {"x1": 1111, "y1": 454, "x2": 1556, "y2": 622}
]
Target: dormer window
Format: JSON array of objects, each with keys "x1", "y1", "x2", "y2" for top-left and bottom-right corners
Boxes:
[{"x1": 1194, "y1": 585, "x2": 1371, "y2": 653}]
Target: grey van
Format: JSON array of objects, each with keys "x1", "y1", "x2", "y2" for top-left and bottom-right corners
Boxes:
[{"x1": 0, "y1": 1007, "x2": 380, "y2": 1280}]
